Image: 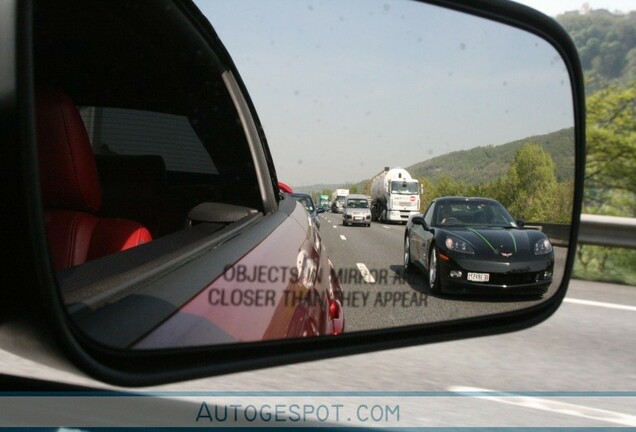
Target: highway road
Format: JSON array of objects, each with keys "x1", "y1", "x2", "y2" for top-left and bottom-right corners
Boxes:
[{"x1": 317, "y1": 212, "x2": 566, "y2": 332}]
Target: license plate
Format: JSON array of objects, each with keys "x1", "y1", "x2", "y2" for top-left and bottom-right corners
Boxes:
[
  {"x1": 467, "y1": 272, "x2": 489, "y2": 282},
  {"x1": 354, "y1": 216, "x2": 362, "y2": 220}
]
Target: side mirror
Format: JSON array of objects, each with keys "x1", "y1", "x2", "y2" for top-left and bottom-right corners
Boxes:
[
  {"x1": 316, "y1": 207, "x2": 325, "y2": 214},
  {"x1": 517, "y1": 219, "x2": 526, "y2": 228},
  {"x1": 12, "y1": 0, "x2": 584, "y2": 386},
  {"x1": 411, "y1": 215, "x2": 427, "y2": 227}
]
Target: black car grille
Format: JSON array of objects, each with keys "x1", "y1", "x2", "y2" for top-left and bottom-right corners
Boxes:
[{"x1": 488, "y1": 272, "x2": 542, "y2": 285}]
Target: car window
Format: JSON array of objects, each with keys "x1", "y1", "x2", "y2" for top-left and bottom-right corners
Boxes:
[
  {"x1": 423, "y1": 203, "x2": 434, "y2": 226},
  {"x1": 299, "y1": 197, "x2": 314, "y2": 213},
  {"x1": 79, "y1": 107, "x2": 218, "y2": 174},
  {"x1": 346, "y1": 199, "x2": 369, "y2": 209},
  {"x1": 31, "y1": 0, "x2": 295, "y2": 348},
  {"x1": 433, "y1": 201, "x2": 517, "y2": 227}
]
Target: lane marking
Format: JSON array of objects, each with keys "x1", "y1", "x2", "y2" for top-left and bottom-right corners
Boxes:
[
  {"x1": 332, "y1": 225, "x2": 337, "y2": 229},
  {"x1": 339, "y1": 235, "x2": 347, "y2": 241},
  {"x1": 382, "y1": 225, "x2": 391, "y2": 229},
  {"x1": 564, "y1": 298, "x2": 636, "y2": 312},
  {"x1": 449, "y1": 386, "x2": 636, "y2": 427},
  {"x1": 356, "y1": 263, "x2": 376, "y2": 283}
]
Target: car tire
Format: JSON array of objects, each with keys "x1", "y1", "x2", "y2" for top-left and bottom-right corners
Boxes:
[
  {"x1": 428, "y1": 245, "x2": 441, "y2": 294},
  {"x1": 404, "y1": 235, "x2": 414, "y2": 272}
]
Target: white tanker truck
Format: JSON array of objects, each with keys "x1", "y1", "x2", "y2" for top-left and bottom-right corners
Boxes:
[{"x1": 370, "y1": 167, "x2": 421, "y2": 223}]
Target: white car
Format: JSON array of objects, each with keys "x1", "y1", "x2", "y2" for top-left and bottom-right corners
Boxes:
[{"x1": 342, "y1": 194, "x2": 372, "y2": 227}]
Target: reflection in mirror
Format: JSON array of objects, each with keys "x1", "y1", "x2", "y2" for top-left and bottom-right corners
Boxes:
[
  {"x1": 35, "y1": 0, "x2": 574, "y2": 349},
  {"x1": 199, "y1": 0, "x2": 574, "y2": 333}
]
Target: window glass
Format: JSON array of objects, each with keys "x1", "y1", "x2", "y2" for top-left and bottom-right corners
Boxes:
[{"x1": 79, "y1": 107, "x2": 218, "y2": 175}]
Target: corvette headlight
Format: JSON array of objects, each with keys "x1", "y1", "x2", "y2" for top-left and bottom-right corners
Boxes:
[
  {"x1": 534, "y1": 238, "x2": 553, "y2": 255},
  {"x1": 445, "y1": 236, "x2": 475, "y2": 254}
]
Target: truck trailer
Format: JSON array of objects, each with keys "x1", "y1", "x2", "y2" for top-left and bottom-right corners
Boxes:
[{"x1": 370, "y1": 167, "x2": 420, "y2": 223}]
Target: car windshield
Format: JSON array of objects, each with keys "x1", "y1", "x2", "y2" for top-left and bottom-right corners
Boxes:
[
  {"x1": 390, "y1": 181, "x2": 419, "y2": 194},
  {"x1": 347, "y1": 199, "x2": 369, "y2": 209},
  {"x1": 435, "y1": 201, "x2": 517, "y2": 228}
]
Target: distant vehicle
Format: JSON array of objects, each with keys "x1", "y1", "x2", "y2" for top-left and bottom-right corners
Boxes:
[
  {"x1": 370, "y1": 167, "x2": 420, "y2": 223},
  {"x1": 331, "y1": 188, "x2": 349, "y2": 213},
  {"x1": 342, "y1": 194, "x2": 372, "y2": 227},
  {"x1": 319, "y1": 194, "x2": 330, "y2": 210},
  {"x1": 290, "y1": 193, "x2": 325, "y2": 229},
  {"x1": 404, "y1": 197, "x2": 554, "y2": 295}
]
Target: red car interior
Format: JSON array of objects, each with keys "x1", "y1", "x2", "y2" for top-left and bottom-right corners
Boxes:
[{"x1": 37, "y1": 90, "x2": 152, "y2": 271}]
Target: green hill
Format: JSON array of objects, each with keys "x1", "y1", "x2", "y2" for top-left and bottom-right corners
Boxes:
[
  {"x1": 407, "y1": 128, "x2": 575, "y2": 184},
  {"x1": 298, "y1": 128, "x2": 575, "y2": 194},
  {"x1": 557, "y1": 9, "x2": 636, "y2": 91}
]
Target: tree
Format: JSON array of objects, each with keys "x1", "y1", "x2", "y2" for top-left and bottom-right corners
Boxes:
[
  {"x1": 500, "y1": 144, "x2": 560, "y2": 222},
  {"x1": 418, "y1": 177, "x2": 435, "y2": 211},
  {"x1": 584, "y1": 82, "x2": 636, "y2": 216},
  {"x1": 558, "y1": 9, "x2": 636, "y2": 90}
]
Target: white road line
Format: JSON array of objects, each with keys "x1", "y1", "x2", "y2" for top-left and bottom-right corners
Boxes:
[
  {"x1": 356, "y1": 263, "x2": 376, "y2": 283},
  {"x1": 448, "y1": 386, "x2": 636, "y2": 427},
  {"x1": 382, "y1": 225, "x2": 391, "y2": 229},
  {"x1": 332, "y1": 225, "x2": 337, "y2": 229},
  {"x1": 339, "y1": 235, "x2": 347, "y2": 241},
  {"x1": 564, "y1": 298, "x2": 636, "y2": 312}
]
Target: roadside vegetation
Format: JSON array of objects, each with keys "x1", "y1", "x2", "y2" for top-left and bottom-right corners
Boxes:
[{"x1": 559, "y1": 9, "x2": 636, "y2": 285}]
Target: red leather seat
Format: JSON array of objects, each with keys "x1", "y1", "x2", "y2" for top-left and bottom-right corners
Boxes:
[{"x1": 37, "y1": 90, "x2": 152, "y2": 271}]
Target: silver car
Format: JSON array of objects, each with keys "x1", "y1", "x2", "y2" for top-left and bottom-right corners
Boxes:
[{"x1": 342, "y1": 194, "x2": 372, "y2": 227}]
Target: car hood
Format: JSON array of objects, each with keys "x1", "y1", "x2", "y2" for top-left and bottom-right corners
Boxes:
[{"x1": 440, "y1": 226, "x2": 547, "y2": 257}]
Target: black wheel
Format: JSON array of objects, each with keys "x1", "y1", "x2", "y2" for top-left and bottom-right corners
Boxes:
[
  {"x1": 428, "y1": 245, "x2": 441, "y2": 293},
  {"x1": 404, "y1": 235, "x2": 413, "y2": 272}
]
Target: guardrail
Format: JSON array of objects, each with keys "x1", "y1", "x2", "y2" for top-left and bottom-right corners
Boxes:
[
  {"x1": 579, "y1": 214, "x2": 636, "y2": 249},
  {"x1": 528, "y1": 214, "x2": 636, "y2": 249}
]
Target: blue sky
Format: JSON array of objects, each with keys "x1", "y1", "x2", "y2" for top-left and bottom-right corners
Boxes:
[{"x1": 194, "y1": 1, "x2": 592, "y2": 186}]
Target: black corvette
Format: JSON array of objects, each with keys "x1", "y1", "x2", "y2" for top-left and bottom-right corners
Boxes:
[{"x1": 404, "y1": 197, "x2": 554, "y2": 295}]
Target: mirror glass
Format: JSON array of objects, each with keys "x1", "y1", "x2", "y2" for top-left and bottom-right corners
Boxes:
[
  {"x1": 35, "y1": 0, "x2": 574, "y2": 348},
  {"x1": 197, "y1": 0, "x2": 574, "y2": 332}
]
